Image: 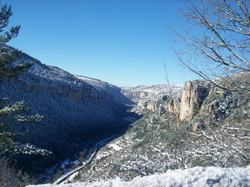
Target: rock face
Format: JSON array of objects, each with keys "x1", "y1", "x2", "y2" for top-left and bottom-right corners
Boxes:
[
  {"x1": 0, "y1": 46, "x2": 131, "y2": 154},
  {"x1": 166, "y1": 98, "x2": 181, "y2": 115},
  {"x1": 122, "y1": 85, "x2": 182, "y2": 103},
  {"x1": 179, "y1": 80, "x2": 210, "y2": 121},
  {"x1": 122, "y1": 85, "x2": 182, "y2": 114},
  {"x1": 123, "y1": 80, "x2": 213, "y2": 123},
  {"x1": 137, "y1": 100, "x2": 158, "y2": 112},
  {"x1": 76, "y1": 75, "x2": 133, "y2": 106}
]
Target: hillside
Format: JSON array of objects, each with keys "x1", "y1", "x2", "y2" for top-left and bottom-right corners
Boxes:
[
  {"x1": 0, "y1": 45, "x2": 134, "y2": 175},
  {"x1": 28, "y1": 165, "x2": 250, "y2": 187},
  {"x1": 64, "y1": 78, "x2": 250, "y2": 183}
]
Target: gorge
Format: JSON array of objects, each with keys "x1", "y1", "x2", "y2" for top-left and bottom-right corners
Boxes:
[{"x1": 0, "y1": 45, "x2": 249, "y2": 186}]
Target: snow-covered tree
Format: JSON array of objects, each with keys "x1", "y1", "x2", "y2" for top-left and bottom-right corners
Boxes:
[{"x1": 0, "y1": 3, "x2": 47, "y2": 156}]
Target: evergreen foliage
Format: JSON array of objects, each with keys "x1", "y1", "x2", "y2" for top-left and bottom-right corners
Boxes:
[{"x1": 0, "y1": 3, "x2": 47, "y2": 156}]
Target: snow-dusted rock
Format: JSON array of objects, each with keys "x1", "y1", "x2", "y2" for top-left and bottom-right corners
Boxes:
[
  {"x1": 179, "y1": 80, "x2": 210, "y2": 121},
  {"x1": 122, "y1": 84, "x2": 182, "y2": 103},
  {"x1": 122, "y1": 84, "x2": 182, "y2": 114},
  {"x1": 76, "y1": 75, "x2": 132, "y2": 105},
  {"x1": 27, "y1": 165, "x2": 250, "y2": 187}
]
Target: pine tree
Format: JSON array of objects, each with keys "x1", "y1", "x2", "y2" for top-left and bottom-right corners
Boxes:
[
  {"x1": 0, "y1": 4, "x2": 49, "y2": 156},
  {"x1": 0, "y1": 4, "x2": 29, "y2": 79}
]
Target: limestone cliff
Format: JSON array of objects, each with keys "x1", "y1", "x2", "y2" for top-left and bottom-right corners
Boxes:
[
  {"x1": 179, "y1": 80, "x2": 211, "y2": 121},
  {"x1": 166, "y1": 98, "x2": 181, "y2": 115},
  {"x1": 122, "y1": 85, "x2": 182, "y2": 114},
  {"x1": 124, "y1": 80, "x2": 212, "y2": 123}
]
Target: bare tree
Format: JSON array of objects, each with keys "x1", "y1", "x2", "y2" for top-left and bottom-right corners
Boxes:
[
  {"x1": 163, "y1": 64, "x2": 175, "y2": 97},
  {"x1": 174, "y1": 0, "x2": 250, "y2": 91}
]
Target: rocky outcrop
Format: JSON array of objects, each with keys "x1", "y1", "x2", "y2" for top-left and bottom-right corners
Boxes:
[
  {"x1": 122, "y1": 90, "x2": 149, "y2": 101},
  {"x1": 122, "y1": 85, "x2": 182, "y2": 115},
  {"x1": 179, "y1": 80, "x2": 211, "y2": 121},
  {"x1": 124, "y1": 80, "x2": 212, "y2": 122},
  {"x1": 122, "y1": 85, "x2": 182, "y2": 102},
  {"x1": 137, "y1": 100, "x2": 158, "y2": 112},
  {"x1": 178, "y1": 79, "x2": 243, "y2": 124},
  {"x1": 130, "y1": 80, "x2": 212, "y2": 122},
  {"x1": 166, "y1": 98, "x2": 181, "y2": 115}
]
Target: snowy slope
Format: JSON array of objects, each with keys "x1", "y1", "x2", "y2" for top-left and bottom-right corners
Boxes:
[
  {"x1": 0, "y1": 45, "x2": 131, "y2": 155},
  {"x1": 27, "y1": 165, "x2": 250, "y2": 187},
  {"x1": 76, "y1": 75, "x2": 132, "y2": 105}
]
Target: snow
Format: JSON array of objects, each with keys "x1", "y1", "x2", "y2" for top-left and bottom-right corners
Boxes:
[
  {"x1": 75, "y1": 75, "x2": 109, "y2": 89},
  {"x1": 122, "y1": 84, "x2": 183, "y2": 101},
  {"x1": 27, "y1": 165, "x2": 250, "y2": 187},
  {"x1": 107, "y1": 143, "x2": 123, "y2": 151},
  {"x1": 76, "y1": 75, "x2": 133, "y2": 105},
  {"x1": 95, "y1": 152, "x2": 110, "y2": 160}
]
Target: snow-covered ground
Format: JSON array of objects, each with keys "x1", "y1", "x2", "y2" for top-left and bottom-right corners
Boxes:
[
  {"x1": 28, "y1": 165, "x2": 250, "y2": 187},
  {"x1": 122, "y1": 84, "x2": 182, "y2": 102}
]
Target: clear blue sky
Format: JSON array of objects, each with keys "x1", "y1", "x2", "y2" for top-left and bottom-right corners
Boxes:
[{"x1": 4, "y1": 0, "x2": 196, "y2": 86}]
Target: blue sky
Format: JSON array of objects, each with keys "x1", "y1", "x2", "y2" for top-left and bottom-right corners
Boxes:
[{"x1": 4, "y1": 0, "x2": 197, "y2": 86}]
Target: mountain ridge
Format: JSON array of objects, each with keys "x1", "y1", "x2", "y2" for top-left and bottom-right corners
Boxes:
[{"x1": 0, "y1": 45, "x2": 134, "y2": 175}]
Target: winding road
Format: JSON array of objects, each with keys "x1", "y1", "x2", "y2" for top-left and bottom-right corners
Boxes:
[{"x1": 53, "y1": 136, "x2": 114, "y2": 184}]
